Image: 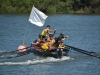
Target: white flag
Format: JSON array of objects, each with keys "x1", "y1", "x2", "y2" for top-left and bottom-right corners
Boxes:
[{"x1": 29, "y1": 5, "x2": 48, "y2": 27}]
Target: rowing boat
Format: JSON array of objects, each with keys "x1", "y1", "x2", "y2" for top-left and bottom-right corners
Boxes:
[
  {"x1": 28, "y1": 45, "x2": 69, "y2": 59},
  {"x1": 1, "y1": 44, "x2": 99, "y2": 59},
  {"x1": 0, "y1": 45, "x2": 69, "y2": 59}
]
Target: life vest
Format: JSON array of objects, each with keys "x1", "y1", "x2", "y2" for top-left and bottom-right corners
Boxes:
[
  {"x1": 58, "y1": 44, "x2": 65, "y2": 48},
  {"x1": 41, "y1": 43, "x2": 49, "y2": 51}
]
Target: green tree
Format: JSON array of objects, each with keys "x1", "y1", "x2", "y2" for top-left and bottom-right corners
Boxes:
[
  {"x1": 0, "y1": 0, "x2": 100, "y2": 14},
  {"x1": 65, "y1": 0, "x2": 74, "y2": 13},
  {"x1": 56, "y1": 1, "x2": 66, "y2": 13},
  {"x1": 47, "y1": 5, "x2": 56, "y2": 13}
]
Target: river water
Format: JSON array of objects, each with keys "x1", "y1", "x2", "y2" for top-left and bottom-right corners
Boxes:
[{"x1": 0, "y1": 14, "x2": 100, "y2": 75}]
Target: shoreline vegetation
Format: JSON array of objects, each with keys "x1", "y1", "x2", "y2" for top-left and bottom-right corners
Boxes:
[{"x1": 0, "y1": 0, "x2": 100, "y2": 14}]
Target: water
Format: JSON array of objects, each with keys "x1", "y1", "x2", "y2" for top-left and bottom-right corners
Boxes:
[{"x1": 0, "y1": 14, "x2": 100, "y2": 75}]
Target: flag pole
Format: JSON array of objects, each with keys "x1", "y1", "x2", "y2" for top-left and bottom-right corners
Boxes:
[{"x1": 22, "y1": 5, "x2": 48, "y2": 45}]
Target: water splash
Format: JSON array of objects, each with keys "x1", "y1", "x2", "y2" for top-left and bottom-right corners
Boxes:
[
  {"x1": 0, "y1": 51, "x2": 18, "y2": 59},
  {"x1": 0, "y1": 56, "x2": 73, "y2": 66}
]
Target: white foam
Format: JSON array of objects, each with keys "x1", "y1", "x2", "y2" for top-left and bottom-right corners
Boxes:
[
  {"x1": 0, "y1": 50, "x2": 4, "y2": 53},
  {"x1": 0, "y1": 56, "x2": 73, "y2": 66}
]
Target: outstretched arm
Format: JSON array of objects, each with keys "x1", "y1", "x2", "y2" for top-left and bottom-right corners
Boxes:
[{"x1": 65, "y1": 36, "x2": 68, "y2": 38}]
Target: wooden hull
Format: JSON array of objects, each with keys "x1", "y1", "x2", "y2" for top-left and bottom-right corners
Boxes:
[
  {"x1": 29, "y1": 47, "x2": 69, "y2": 59},
  {"x1": 1, "y1": 46, "x2": 69, "y2": 59}
]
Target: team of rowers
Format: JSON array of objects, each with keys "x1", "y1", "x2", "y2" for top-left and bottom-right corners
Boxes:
[
  {"x1": 31, "y1": 25, "x2": 68, "y2": 51},
  {"x1": 18, "y1": 25, "x2": 68, "y2": 52}
]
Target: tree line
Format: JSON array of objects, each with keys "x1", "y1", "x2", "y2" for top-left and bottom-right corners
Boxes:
[{"x1": 0, "y1": 0, "x2": 100, "y2": 14}]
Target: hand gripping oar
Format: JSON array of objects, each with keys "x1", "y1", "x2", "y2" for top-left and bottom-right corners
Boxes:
[{"x1": 66, "y1": 45, "x2": 100, "y2": 59}]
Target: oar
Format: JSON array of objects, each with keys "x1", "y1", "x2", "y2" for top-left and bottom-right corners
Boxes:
[
  {"x1": 0, "y1": 46, "x2": 32, "y2": 59},
  {"x1": 66, "y1": 45, "x2": 100, "y2": 59},
  {"x1": 1, "y1": 46, "x2": 32, "y2": 55},
  {"x1": 41, "y1": 50, "x2": 50, "y2": 56}
]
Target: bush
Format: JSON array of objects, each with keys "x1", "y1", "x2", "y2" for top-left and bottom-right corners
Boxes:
[
  {"x1": 46, "y1": 6, "x2": 56, "y2": 13},
  {"x1": 84, "y1": 6, "x2": 93, "y2": 13}
]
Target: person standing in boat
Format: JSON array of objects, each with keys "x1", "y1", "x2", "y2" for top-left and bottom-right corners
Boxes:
[
  {"x1": 41, "y1": 25, "x2": 50, "y2": 38},
  {"x1": 41, "y1": 25, "x2": 56, "y2": 38},
  {"x1": 55, "y1": 33, "x2": 68, "y2": 47}
]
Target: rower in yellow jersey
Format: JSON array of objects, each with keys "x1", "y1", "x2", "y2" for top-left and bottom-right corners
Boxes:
[{"x1": 41, "y1": 25, "x2": 50, "y2": 38}]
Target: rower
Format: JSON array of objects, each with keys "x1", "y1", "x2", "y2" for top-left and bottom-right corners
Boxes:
[
  {"x1": 40, "y1": 25, "x2": 56, "y2": 38},
  {"x1": 58, "y1": 42, "x2": 66, "y2": 48},
  {"x1": 58, "y1": 33, "x2": 68, "y2": 41},
  {"x1": 47, "y1": 34, "x2": 55, "y2": 50},
  {"x1": 41, "y1": 39, "x2": 49, "y2": 51},
  {"x1": 54, "y1": 33, "x2": 68, "y2": 47},
  {"x1": 31, "y1": 35, "x2": 45, "y2": 47},
  {"x1": 47, "y1": 34, "x2": 55, "y2": 45},
  {"x1": 41, "y1": 34, "x2": 55, "y2": 51},
  {"x1": 41, "y1": 25, "x2": 50, "y2": 38}
]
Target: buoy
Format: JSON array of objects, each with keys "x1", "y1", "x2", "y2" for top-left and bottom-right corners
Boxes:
[{"x1": 18, "y1": 45, "x2": 27, "y2": 53}]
